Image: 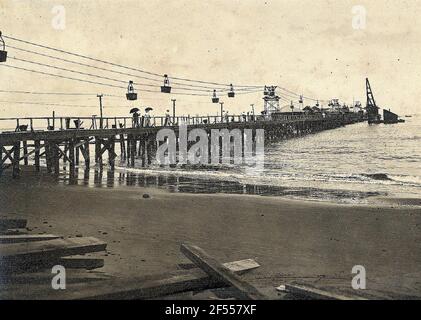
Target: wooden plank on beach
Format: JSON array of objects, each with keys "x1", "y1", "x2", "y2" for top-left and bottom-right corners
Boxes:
[
  {"x1": 0, "y1": 234, "x2": 60, "y2": 244},
  {"x1": 180, "y1": 243, "x2": 266, "y2": 300},
  {"x1": 0, "y1": 237, "x2": 107, "y2": 265},
  {"x1": 223, "y1": 259, "x2": 260, "y2": 274},
  {"x1": 284, "y1": 284, "x2": 367, "y2": 300},
  {"x1": 179, "y1": 258, "x2": 260, "y2": 274},
  {"x1": 0, "y1": 218, "x2": 27, "y2": 230},
  {"x1": 58, "y1": 256, "x2": 104, "y2": 270},
  {"x1": 0, "y1": 270, "x2": 112, "y2": 286},
  {"x1": 0, "y1": 258, "x2": 260, "y2": 299},
  {"x1": 0, "y1": 228, "x2": 28, "y2": 235},
  {"x1": 0, "y1": 269, "x2": 225, "y2": 300}
]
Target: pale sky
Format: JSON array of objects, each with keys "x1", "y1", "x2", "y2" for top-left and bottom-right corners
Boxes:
[{"x1": 0, "y1": 0, "x2": 420, "y2": 119}]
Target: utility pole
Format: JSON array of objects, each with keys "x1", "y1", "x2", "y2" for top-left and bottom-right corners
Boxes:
[
  {"x1": 97, "y1": 94, "x2": 103, "y2": 129},
  {"x1": 171, "y1": 99, "x2": 176, "y2": 125},
  {"x1": 250, "y1": 104, "x2": 255, "y2": 116},
  {"x1": 219, "y1": 102, "x2": 224, "y2": 122}
]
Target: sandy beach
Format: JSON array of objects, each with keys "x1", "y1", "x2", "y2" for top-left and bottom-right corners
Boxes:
[{"x1": 1, "y1": 171, "x2": 421, "y2": 299}]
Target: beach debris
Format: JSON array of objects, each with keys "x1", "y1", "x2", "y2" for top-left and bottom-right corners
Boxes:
[
  {"x1": 1, "y1": 228, "x2": 28, "y2": 235},
  {"x1": 0, "y1": 234, "x2": 61, "y2": 244},
  {"x1": 58, "y1": 256, "x2": 105, "y2": 270},
  {"x1": 276, "y1": 284, "x2": 286, "y2": 292},
  {"x1": 0, "y1": 217, "x2": 109, "y2": 299},
  {"x1": 0, "y1": 218, "x2": 27, "y2": 231},
  {"x1": 0, "y1": 237, "x2": 107, "y2": 266},
  {"x1": 142, "y1": 193, "x2": 150, "y2": 199},
  {"x1": 180, "y1": 243, "x2": 266, "y2": 300},
  {"x1": 283, "y1": 284, "x2": 367, "y2": 300},
  {"x1": 222, "y1": 259, "x2": 260, "y2": 275}
]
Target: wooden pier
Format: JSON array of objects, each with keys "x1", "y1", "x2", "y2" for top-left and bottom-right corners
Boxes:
[{"x1": 0, "y1": 112, "x2": 365, "y2": 178}]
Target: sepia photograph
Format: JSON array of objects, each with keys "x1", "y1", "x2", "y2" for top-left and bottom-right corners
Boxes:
[{"x1": 0, "y1": 0, "x2": 420, "y2": 310}]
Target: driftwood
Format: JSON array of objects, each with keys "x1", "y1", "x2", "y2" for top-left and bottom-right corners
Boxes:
[
  {"x1": 0, "y1": 218, "x2": 27, "y2": 230},
  {"x1": 0, "y1": 237, "x2": 107, "y2": 266},
  {"x1": 180, "y1": 243, "x2": 266, "y2": 300},
  {"x1": 0, "y1": 234, "x2": 61, "y2": 244}
]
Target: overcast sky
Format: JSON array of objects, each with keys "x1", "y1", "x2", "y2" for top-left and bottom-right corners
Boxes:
[{"x1": 0, "y1": 0, "x2": 420, "y2": 119}]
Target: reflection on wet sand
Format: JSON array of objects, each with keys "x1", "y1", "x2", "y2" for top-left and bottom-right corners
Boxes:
[{"x1": 59, "y1": 165, "x2": 383, "y2": 203}]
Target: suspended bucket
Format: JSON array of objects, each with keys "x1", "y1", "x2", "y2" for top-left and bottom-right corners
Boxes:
[
  {"x1": 126, "y1": 80, "x2": 138, "y2": 101},
  {"x1": 0, "y1": 32, "x2": 7, "y2": 63},
  {"x1": 227, "y1": 84, "x2": 235, "y2": 98},
  {"x1": 161, "y1": 74, "x2": 172, "y2": 93},
  {"x1": 212, "y1": 90, "x2": 219, "y2": 103}
]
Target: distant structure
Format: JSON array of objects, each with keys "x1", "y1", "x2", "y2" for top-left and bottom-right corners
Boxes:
[
  {"x1": 383, "y1": 109, "x2": 404, "y2": 124},
  {"x1": 365, "y1": 78, "x2": 404, "y2": 124},
  {"x1": 263, "y1": 86, "x2": 280, "y2": 116},
  {"x1": 365, "y1": 78, "x2": 381, "y2": 124}
]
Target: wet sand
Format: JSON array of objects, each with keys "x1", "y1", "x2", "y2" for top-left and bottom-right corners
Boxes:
[{"x1": 1, "y1": 175, "x2": 421, "y2": 299}]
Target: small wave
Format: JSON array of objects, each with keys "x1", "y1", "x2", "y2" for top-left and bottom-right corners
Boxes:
[{"x1": 361, "y1": 173, "x2": 392, "y2": 181}]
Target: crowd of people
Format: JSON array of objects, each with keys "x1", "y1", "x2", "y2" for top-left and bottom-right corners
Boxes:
[{"x1": 131, "y1": 108, "x2": 257, "y2": 128}]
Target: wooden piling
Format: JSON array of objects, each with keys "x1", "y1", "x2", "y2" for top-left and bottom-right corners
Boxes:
[
  {"x1": 22, "y1": 141, "x2": 28, "y2": 165},
  {"x1": 12, "y1": 142, "x2": 20, "y2": 178},
  {"x1": 108, "y1": 136, "x2": 116, "y2": 169},
  {"x1": 34, "y1": 140, "x2": 40, "y2": 171},
  {"x1": 53, "y1": 142, "x2": 60, "y2": 175},
  {"x1": 75, "y1": 140, "x2": 80, "y2": 166},
  {"x1": 95, "y1": 137, "x2": 102, "y2": 167},
  {"x1": 130, "y1": 135, "x2": 136, "y2": 167},
  {"x1": 119, "y1": 133, "x2": 126, "y2": 160},
  {"x1": 69, "y1": 139, "x2": 75, "y2": 173}
]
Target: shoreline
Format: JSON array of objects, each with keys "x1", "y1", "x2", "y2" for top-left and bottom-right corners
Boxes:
[
  {"x1": 2, "y1": 165, "x2": 420, "y2": 208},
  {"x1": 1, "y1": 174, "x2": 421, "y2": 299}
]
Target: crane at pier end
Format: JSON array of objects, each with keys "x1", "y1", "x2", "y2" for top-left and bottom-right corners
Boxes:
[{"x1": 365, "y1": 78, "x2": 404, "y2": 124}]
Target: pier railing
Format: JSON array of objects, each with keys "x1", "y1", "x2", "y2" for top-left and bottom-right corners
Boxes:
[{"x1": 0, "y1": 112, "x2": 349, "y2": 133}]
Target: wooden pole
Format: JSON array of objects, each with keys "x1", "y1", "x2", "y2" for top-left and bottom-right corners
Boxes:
[
  {"x1": 69, "y1": 139, "x2": 75, "y2": 173},
  {"x1": 22, "y1": 140, "x2": 28, "y2": 165},
  {"x1": 53, "y1": 142, "x2": 60, "y2": 175},
  {"x1": 34, "y1": 140, "x2": 40, "y2": 171},
  {"x1": 95, "y1": 137, "x2": 101, "y2": 165},
  {"x1": 108, "y1": 136, "x2": 116, "y2": 169},
  {"x1": 75, "y1": 140, "x2": 80, "y2": 165},
  {"x1": 45, "y1": 142, "x2": 52, "y2": 173},
  {"x1": 126, "y1": 135, "x2": 131, "y2": 166},
  {"x1": 84, "y1": 139, "x2": 90, "y2": 169},
  {"x1": 97, "y1": 94, "x2": 104, "y2": 129},
  {"x1": 172, "y1": 99, "x2": 176, "y2": 125},
  {"x1": 12, "y1": 142, "x2": 20, "y2": 178},
  {"x1": 130, "y1": 136, "x2": 135, "y2": 167}
]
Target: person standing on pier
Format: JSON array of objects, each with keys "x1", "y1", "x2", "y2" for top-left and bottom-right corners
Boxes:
[
  {"x1": 144, "y1": 107, "x2": 153, "y2": 127},
  {"x1": 164, "y1": 109, "x2": 171, "y2": 126},
  {"x1": 133, "y1": 110, "x2": 140, "y2": 128}
]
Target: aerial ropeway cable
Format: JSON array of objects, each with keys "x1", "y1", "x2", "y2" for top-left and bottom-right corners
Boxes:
[
  {"x1": 2, "y1": 34, "x2": 262, "y2": 90},
  {"x1": 1, "y1": 32, "x2": 330, "y2": 103}
]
